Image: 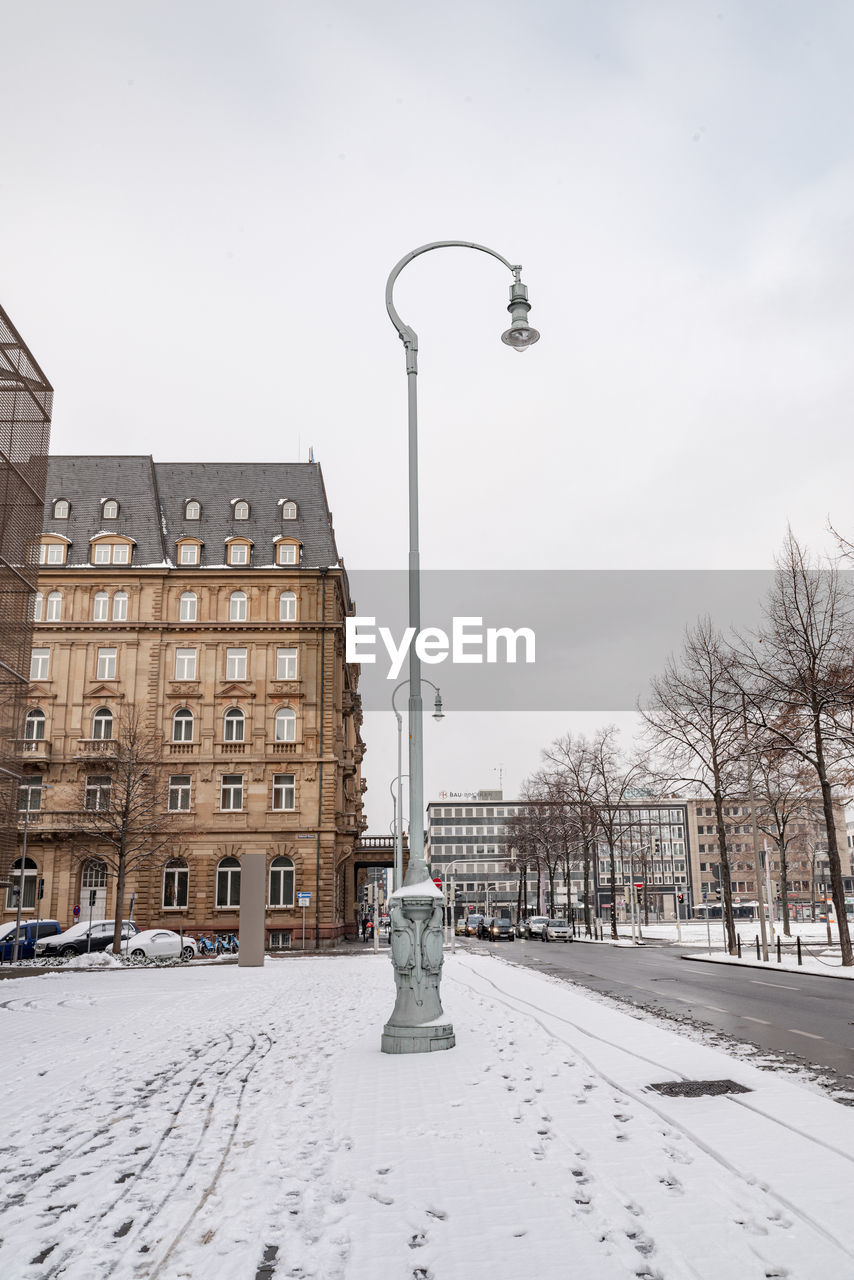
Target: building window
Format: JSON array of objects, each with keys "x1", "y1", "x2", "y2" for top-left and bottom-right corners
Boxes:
[
  {"x1": 97, "y1": 647, "x2": 117, "y2": 680},
  {"x1": 92, "y1": 540, "x2": 131, "y2": 565},
  {"x1": 276, "y1": 647, "x2": 297, "y2": 680},
  {"x1": 274, "y1": 707, "x2": 296, "y2": 742},
  {"x1": 40, "y1": 542, "x2": 66, "y2": 565},
  {"x1": 32, "y1": 592, "x2": 43, "y2": 622},
  {"x1": 277, "y1": 543, "x2": 298, "y2": 566},
  {"x1": 163, "y1": 859, "x2": 189, "y2": 908},
  {"x1": 102, "y1": 499, "x2": 119, "y2": 519},
  {"x1": 233, "y1": 501, "x2": 249, "y2": 520},
  {"x1": 269, "y1": 856, "x2": 295, "y2": 907},
  {"x1": 93, "y1": 591, "x2": 109, "y2": 621},
  {"x1": 45, "y1": 591, "x2": 62, "y2": 621},
  {"x1": 84, "y1": 775, "x2": 112, "y2": 811},
  {"x1": 228, "y1": 542, "x2": 250, "y2": 566},
  {"x1": 179, "y1": 542, "x2": 200, "y2": 565},
  {"x1": 175, "y1": 648, "x2": 197, "y2": 680},
  {"x1": 185, "y1": 500, "x2": 201, "y2": 520},
  {"x1": 220, "y1": 774, "x2": 244, "y2": 811},
  {"x1": 30, "y1": 649, "x2": 50, "y2": 680},
  {"x1": 281, "y1": 501, "x2": 297, "y2": 520},
  {"x1": 179, "y1": 591, "x2": 197, "y2": 621},
  {"x1": 53, "y1": 499, "x2": 70, "y2": 519},
  {"x1": 92, "y1": 707, "x2": 113, "y2": 740},
  {"x1": 112, "y1": 543, "x2": 130, "y2": 564},
  {"x1": 19, "y1": 778, "x2": 43, "y2": 812},
  {"x1": 112, "y1": 592, "x2": 128, "y2": 621},
  {"x1": 24, "y1": 709, "x2": 45, "y2": 741},
  {"x1": 226, "y1": 648, "x2": 247, "y2": 680},
  {"x1": 279, "y1": 591, "x2": 297, "y2": 621},
  {"x1": 172, "y1": 708, "x2": 194, "y2": 741},
  {"x1": 216, "y1": 857, "x2": 241, "y2": 907},
  {"x1": 5, "y1": 857, "x2": 38, "y2": 911},
  {"x1": 168, "y1": 775, "x2": 192, "y2": 811},
  {"x1": 229, "y1": 591, "x2": 247, "y2": 621},
  {"x1": 224, "y1": 708, "x2": 245, "y2": 742},
  {"x1": 272, "y1": 773, "x2": 295, "y2": 811}
]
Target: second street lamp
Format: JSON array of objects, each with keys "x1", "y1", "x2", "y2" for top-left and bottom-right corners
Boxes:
[{"x1": 380, "y1": 240, "x2": 539, "y2": 1056}]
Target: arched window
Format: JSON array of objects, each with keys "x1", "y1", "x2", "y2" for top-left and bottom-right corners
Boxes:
[
  {"x1": 281, "y1": 501, "x2": 297, "y2": 520},
  {"x1": 224, "y1": 708, "x2": 245, "y2": 742},
  {"x1": 93, "y1": 592, "x2": 109, "y2": 621},
  {"x1": 172, "y1": 708, "x2": 194, "y2": 742},
  {"x1": 179, "y1": 591, "x2": 197, "y2": 621},
  {"x1": 233, "y1": 500, "x2": 249, "y2": 520},
  {"x1": 269, "y1": 856, "x2": 295, "y2": 907},
  {"x1": 184, "y1": 500, "x2": 201, "y2": 520},
  {"x1": 53, "y1": 498, "x2": 70, "y2": 519},
  {"x1": 112, "y1": 592, "x2": 128, "y2": 621},
  {"x1": 274, "y1": 707, "x2": 296, "y2": 742},
  {"x1": 32, "y1": 592, "x2": 43, "y2": 622},
  {"x1": 279, "y1": 591, "x2": 297, "y2": 621},
  {"x1": 216, "y1": 857, "x2": 241, "y2": 908},
  {"x1": 45, "y1": 591, "x2": 62, "y2": 621},
  {"x1": 24, "y1": 709, "x2": 45, "y2": 741},
  {"x1": 92, "y1": 707, "x2": 113, "y2": 740},
  {"x1": 229, "y1": 590, "x2": 247, "y2": 621},
  {"x1": 163, "y1": 859, "x2": 189, "y2": 908},
  {"x1": 5, "y1": 857, "x2": 38, "y2": 911},
  {"x1": 102, "y1": 499, "x2": 119, "y2": 519}
]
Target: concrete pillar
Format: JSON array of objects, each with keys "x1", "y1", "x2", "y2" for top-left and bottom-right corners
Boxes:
[{"x1": 238, "y1": 853, "x2": 266, "y2": 967}]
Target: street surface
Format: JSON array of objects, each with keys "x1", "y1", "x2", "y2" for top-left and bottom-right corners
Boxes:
[{"x1": 461, "y1": 934, "x2": 854, "y2": 1093}]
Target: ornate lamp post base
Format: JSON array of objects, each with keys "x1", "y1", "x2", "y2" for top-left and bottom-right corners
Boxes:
[{"x1": 380, "y1": 889, "x2": 455, "y2": 1055}]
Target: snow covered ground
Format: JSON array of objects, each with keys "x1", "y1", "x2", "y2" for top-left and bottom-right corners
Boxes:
[{"x1": 3, "y1": 952, "x2": 854, "y2": 1280}]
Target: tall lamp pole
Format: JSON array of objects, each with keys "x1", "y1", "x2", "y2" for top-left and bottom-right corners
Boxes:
[
  {"x1": 380, "y1": 241, "x2": 539, "y2": 1056},
  {"x1": 391, "y1": 678, "x2": 443, "y2": 893}
]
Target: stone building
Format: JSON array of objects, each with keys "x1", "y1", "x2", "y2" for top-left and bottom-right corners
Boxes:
[{"x1": 11, "y1": 456, "x2": 366, "y2": 948}]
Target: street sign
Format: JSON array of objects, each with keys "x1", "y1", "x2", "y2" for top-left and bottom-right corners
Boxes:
[
  {"x1": 432, "y1": 877, "x2": 442, "y2": 889},
  {"x1": 297, "y1": 892, "x2": 311, "y2": 906},
  {"x1": 73, "y1": 904, "x2": 80, "y2": 917}
]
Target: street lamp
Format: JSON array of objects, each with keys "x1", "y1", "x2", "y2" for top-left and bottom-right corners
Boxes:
[
  {"x1": 9, "y1": 777, "x2": 50, "y2": 963},
  {"x1": 391, "y1": 679, "x2": 443, "y2": 894},
  {"x1": 381, "y1": 240, "x2": 538, "y2": 1056}
]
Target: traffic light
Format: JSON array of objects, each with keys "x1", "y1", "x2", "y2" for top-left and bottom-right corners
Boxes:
[{"x1": 678, "y1": 893, "x2": 684, "y2": 903}]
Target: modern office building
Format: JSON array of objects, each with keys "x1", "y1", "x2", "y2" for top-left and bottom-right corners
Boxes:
[{"x1": 11, "y1": 456, "x2": 367, "y2": 947}]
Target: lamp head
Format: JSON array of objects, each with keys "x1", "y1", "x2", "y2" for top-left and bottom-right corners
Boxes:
[
  {"x1": 501, "y1": 275, "x2": 540, "y2": 352},
  {"x1": 432, "y1": 690, "x2": 445, "y2": 721}
]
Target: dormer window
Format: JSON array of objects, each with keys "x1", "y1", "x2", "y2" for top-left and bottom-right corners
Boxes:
[
  {"x1": 233, "y1": 500, "x2": 249, "y2": 520},
  {"x1": 280, "y1": 500, "x2": 297, "y2": 520},
  {"x1": 226, "y1": 537, "x2": 252, "y2": 567},
  {"x1": 273, "y1": 537, "x2": 300, "y2": 567},
  {"x1": 185, "y1": 500, "x2": 201, "y2": 520},
  {"x1": 53, "y1": 499, "x2": 70, "y2": 519},
  {"x1": 90, "y1": 535, "x2": 133, "y2": 566},
  {"x1": 38, "y1": 537, "x2": 70, "y2": 566},
  {"x1": 102, "y1": 499, "x2": 119, "y2": 520},
  {"x1": 177, "y1": 539, "x2": 202, "y2": 566}
]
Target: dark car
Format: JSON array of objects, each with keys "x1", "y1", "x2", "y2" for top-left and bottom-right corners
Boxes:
[
  {"x1": 36, "y1": 919, "x2": 140, "y2": 958},
  {"x1": 0, "y1": 920, "x2": 62, "y2": 962},
  {"x1": 477, "y1": 915, "x2": 496, "y2": 939},
  {"x1": 464, "y1": 914, "x2": 484, "y2": 937},
  {"x1": 487, "y1": 917, "x2": 515, "y2": 941}
]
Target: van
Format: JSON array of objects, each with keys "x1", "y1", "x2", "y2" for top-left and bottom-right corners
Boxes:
[{"x1": 0, "y1": 920, "x2": 62, "y2": 962}]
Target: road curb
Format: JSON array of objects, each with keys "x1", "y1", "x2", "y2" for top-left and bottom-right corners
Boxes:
[{"x1": 680, "y1": 952, "x2": 854, "y2": 981}]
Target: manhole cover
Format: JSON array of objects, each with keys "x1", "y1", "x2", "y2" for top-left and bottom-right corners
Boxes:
[{"x1": 648, "y1": 1079, "x2": 751, "y2": 1097}]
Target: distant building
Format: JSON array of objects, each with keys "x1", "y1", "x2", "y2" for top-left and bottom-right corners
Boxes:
[{"x1": 13, "y1": 456, "x2": 366, "y2": 947}]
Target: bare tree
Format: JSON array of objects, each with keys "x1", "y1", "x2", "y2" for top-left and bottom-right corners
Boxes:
[
  {"x1": 737, "y1": 532, "x2": 854, "y2": 964},
  {"x1": 73, "y1": 707, "x2": 184, "y2": 953},
  {"x1": 751, "y1": 748, "x2": 821, "y2": 936},
  {"x1": 588, "y1": 726, "x2": 647, "y2": 939},
  {"x1": 541, "y1": 734, "x2": 599, "y2": 936},
  {"x1": 641, "y1": 617, "x2": 744, "y2": 954}
]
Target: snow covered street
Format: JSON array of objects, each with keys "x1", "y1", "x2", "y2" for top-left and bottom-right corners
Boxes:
[{"x1": 3, "y1": 952, "x2": 854, "y2": 1279}]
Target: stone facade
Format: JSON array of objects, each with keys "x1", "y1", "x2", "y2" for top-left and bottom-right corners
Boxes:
[{"x1": 9, "y1": 457, "x2": 367, "y2": 949}]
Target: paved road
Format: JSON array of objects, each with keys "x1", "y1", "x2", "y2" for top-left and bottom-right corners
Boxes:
[{"x1": 459, "y1": 934, "x2": 854, "y2": 1089}]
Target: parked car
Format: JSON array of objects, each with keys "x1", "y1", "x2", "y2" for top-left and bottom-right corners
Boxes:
[
  {"x1": 464, "y1": 914, "x2": 484, "y2": 937},
  {"x1": 522, "y1": 916, "x2": 548, "y2": 939},
  {"x1": 36, "y1": 919, "x2": 140, "y2": 958},
  {"x1": 543, "y1": 918, "x2": 571, "y2": 942},
  {"x1": 126, "y1": 929, "x2": 196, "y2": 962},
  {"x1": 0, "y1": 920, "x2": 61, "y2": 962},
  {"x1": 486, "y1": 917, "x2": 515, "y2": 941}
]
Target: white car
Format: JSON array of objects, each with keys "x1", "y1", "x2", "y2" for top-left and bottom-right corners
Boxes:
[
  {"x1": 522, "y1": 916, "x2": 548, "y2": 939},
  {"x1": 124, "y1": 929, "x2": 197, "y2": 962},
  {"x1": 543, "y1": 919, "x2": 571, "y2": 942}
]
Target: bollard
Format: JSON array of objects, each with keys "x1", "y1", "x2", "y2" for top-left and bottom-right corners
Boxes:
[
  {"x1": 797, "y1": 935, "x2": 802, "y2": 966},
  {"x1": 737, "y1": 935, "x2": 742, "y2": 959},
  {"x1": 755, "y1": 935, "x2": 760, "y2": 960},
  {"x1": 777, "y1": 937, "x2": 782, "y2": 964}
]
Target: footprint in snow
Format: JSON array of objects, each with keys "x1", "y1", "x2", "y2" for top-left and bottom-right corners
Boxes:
[
  {"x1": 658, "y1": 1174, "x2": 683, "y2": 1194},
  {"x1": 409, "y1": 1231, "x2": 427, "y2": 1248},
  {"x1": 426, "y1": 1206, "x2": 447, "y2": 1220},
  {"x1": 370, "y1": 1191, "x2": 394, "y2": 1206}
]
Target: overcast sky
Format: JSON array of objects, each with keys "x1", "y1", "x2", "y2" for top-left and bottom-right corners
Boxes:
[{"x1": 5, "y1": 1, "x2": 854, "y2": 827}]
